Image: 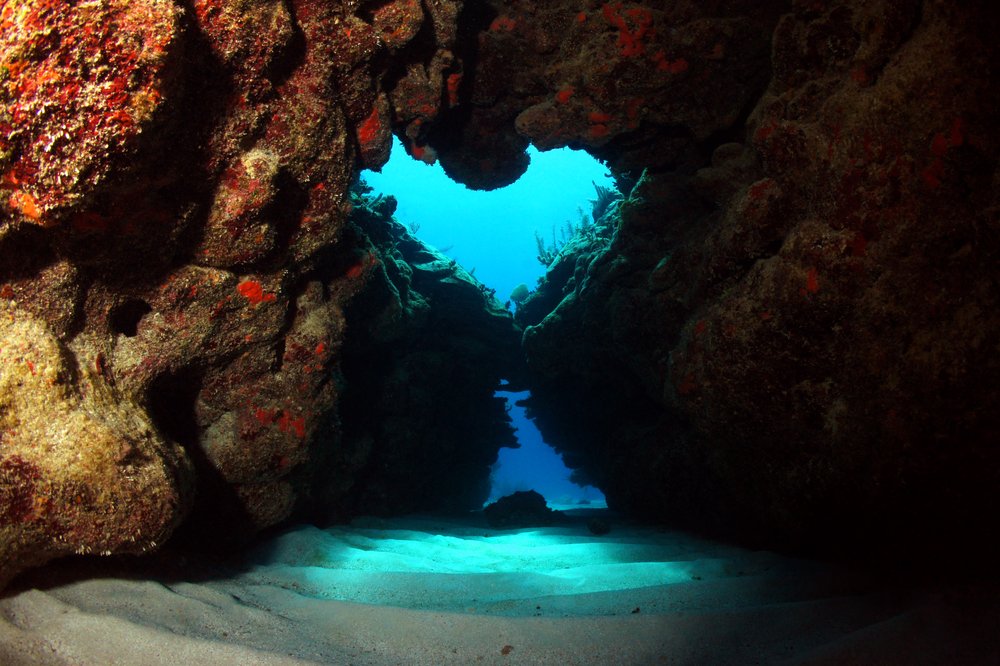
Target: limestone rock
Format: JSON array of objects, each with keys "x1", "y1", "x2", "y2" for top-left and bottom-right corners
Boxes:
[
  {"x1": 0, "y1": 305, "x2": 191, "y2": 589},
  {"x1": 313, "y1": 187, "x2": 521, "y2": 521},
  {"x1": 427, "y1": 0, "x2": 784, "y2": 188},
  {"x1": 483, "y1": 490, "x2": 563, "y2": 529},
  {"x1": 3, "y1": 0, "x2": 998, "y2": 587},
  {"x1": 0, "y1": 0, "x2": 471, "y2": 578}
]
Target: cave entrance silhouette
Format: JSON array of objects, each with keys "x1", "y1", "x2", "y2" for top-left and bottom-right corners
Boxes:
[{"x1": 362, "y1": 136, "x2": 611, "y2": 508}]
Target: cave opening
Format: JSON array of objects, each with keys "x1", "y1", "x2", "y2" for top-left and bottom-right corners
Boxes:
[
  {"x1": 361, "y1": 136, "x2": 613, "y2": 509},
  {"x1": 490, "y1": 388, "x2": 606, "y2": 508},
  {"x1": 6, "y1": 1, "x2": 1000, "y2": 661},
  {"x1": 363, "y1": 136, "x2": 616, "y2": 305}
]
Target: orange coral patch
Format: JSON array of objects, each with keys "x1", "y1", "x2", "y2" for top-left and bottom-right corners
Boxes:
[
  {"x1": 446, "y1": 72, "x2": 462, "y2": 106},
  {"x1": 357, "y1": 106, "x2": 381, "y2": 146},
  {"x1": 8, "y1": 190, "x2": 42, "y2": 221},
  {"x1": 667, "y1": 58, "x2": 689, "y2": 74},
  {"x1": 237, "y1": 280, "x2": 276, "y2": 304},
  {"x1": 589, "y1": 124, "x2": 610, "y2": 138},
  {"x1": 489, "y1": 16, "x2": 517, "y2": 32}
]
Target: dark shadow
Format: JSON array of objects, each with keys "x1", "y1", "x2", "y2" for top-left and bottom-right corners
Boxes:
[
  {"x1": 107, "y1": 298, "x2": 152, "y2": 337},
  {"x1": 144, "y1": 368, "x2": 258, "y2": 555}
]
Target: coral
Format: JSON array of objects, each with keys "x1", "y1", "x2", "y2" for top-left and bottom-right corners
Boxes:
[
  {"x1": 3, "y1": 0, "x2": 998, "y2": 588},
  {"x1": 0, "y1": 0, "x2": 181, "y2": 227},
  {"x1": 601, "y1": 3, "x2": 654, "y2": 58},
  {"x1": 483, "y1": 490, "x2": 563, "y2": 528},
  {"x1": 314, "y1": 190, "x2": 520, "y2": 520},
  {"x1": 429, "y1": 0, "x2": 781, "y2": 183},
  {"x1": 509, "y1": 283, "x2": 530, "y2": 304}
]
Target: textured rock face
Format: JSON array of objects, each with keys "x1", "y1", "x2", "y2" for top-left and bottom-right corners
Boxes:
[
  {"x1": 3, "y1": 0, "x2": 998, "y2": 585},
  {"x1": 515, "y1": 1, "x2": 1000, "y2": 556},
  {"x1": 483, "y1": 490, "x2": 563, "y2": 528},
  {"x1": 1, "y1": 0, "x2": 489, "y2": 581},
  {"x1": 428, "y1": 0, "x2": 785, "y2": 188},
  {"x1": 0, "y1": 305, "x2": 191, "y2": 590}
]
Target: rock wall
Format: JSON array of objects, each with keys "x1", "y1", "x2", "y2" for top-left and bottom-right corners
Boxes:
[
  {"x1": 512, "y1": 1, "x2": 1000, "y2": 558},
  {"x1": 3, "y1": 0, "x2": 998, "y2": 586},
  {"x1": 430, "y1": 0, "x2": 785, "y2": 188},
  {"x1": 0, "y1": 0, "x2": 500, "y2": 585},
  {"x1": 308, "y1": 186, "x2": 520, "y2": 522}
]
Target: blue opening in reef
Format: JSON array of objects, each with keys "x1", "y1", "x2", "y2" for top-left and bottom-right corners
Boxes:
[
  {"x1": 363, "y1": 137, "x2": 609, "y2": 508},
  {"x1": 491, "y1": 389, "x2": 605, "y2": 509}
]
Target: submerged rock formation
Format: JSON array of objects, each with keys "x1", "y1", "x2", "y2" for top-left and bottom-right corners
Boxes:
[
  {"x1": 311, "y1": 185, "x2": 520, "y2": 521},
  {"x1": 0, "y1": 304, "x2": 191, "y2": 585},
  {"x1": 483, "y1": 490, "x2": 564, "y2": 528},
  {"x1": 2, "y1": 0, "x2": 998, "y2": 586},
  {"x1": 512, "y1": 1, "x2": 1000, "y2": 558},
  {"x1": 0, "y1": 0, "x2": 512, "y2": 584}
]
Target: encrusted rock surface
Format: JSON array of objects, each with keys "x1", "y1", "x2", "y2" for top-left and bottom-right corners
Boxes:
[
  {"x1": 516, "y1": 1, "x2": 1000, "y2": 557},
  {"x1": 0, "y1": 304, "x2": 191, "y2": 590},
  {"x1": 3, "y1": 0, "x2": 999, "y2": 586},
  {"x1": 428, "y1": 0, "x2": 784, "y2": 188},
  {"x1": 483, "y1": 490, "x2": 563, "y2": 528},
  {"x1": 0, "y1": 0, "x2": 498, "y2": 582},
  {"x1": 307, "y1": 187, "x2": 520, "y2": 521}
]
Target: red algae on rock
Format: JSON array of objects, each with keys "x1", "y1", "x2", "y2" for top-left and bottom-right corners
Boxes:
[
  {"x1": 4, "y1": 0, "x2": 999, "y2": 600},
  {"x1": 0, "y1": 0, "x2": 476, "y2": 581},
  {"x1": 0, "y1": 0, "x2": 180, "y2": 228},
  {"x1": 516, "y1": 0, "x2": 1000, "y2": 560}
]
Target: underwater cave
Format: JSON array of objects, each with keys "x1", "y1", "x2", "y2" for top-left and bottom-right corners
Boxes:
[
  {"x1": 2, "y1": 1, "x2": 1000, "y2": 664},
  {"x1": 362, "y1": 136, "x2": 610, "y2": 508}
]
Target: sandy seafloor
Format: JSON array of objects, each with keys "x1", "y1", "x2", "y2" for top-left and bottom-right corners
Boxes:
[{"x1": 2, "y1": 510, "x2": 999, "y2": 665}]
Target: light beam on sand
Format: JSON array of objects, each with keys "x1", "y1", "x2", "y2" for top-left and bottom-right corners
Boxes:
[{"x1": 240, "y1": 516, "x2": 713, "y2": 615}]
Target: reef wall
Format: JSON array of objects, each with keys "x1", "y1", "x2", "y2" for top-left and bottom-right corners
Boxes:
[
  {"x1": 312, "y1": 186, "x2": 520, "y2": 522},
  {"x1": 2, "y1": 0, "x2": 998, "y2": 586},
  {"x1": 510, "y1": 0, "x2": 1000, "y2": 557},
  {"x1": 0, "y1": 0, "x2": 513, "y2": 586}
]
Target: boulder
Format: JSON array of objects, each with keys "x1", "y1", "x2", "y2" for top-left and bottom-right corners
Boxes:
[{"x1": 484, "y1": 490, "x2": 563, "y2": 528}]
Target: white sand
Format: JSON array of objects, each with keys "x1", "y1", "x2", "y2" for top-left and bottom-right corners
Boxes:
[{"x1": 2, "y1": 512, "x2": 998, "y2": 665}]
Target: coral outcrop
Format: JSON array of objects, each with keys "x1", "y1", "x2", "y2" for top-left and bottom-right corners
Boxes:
[
  {"x1": 306, "y1": 186, "x2": 520, "y2": 521},
  {"x1": 510, "y1": 1, "x2": 1000, "y2": 557},
  {"x1": 0, "y1": 305, "x2": 191, "y2": 590},
  {"x1": 429, "y1": 0, "x2": 785, "y2": 188},
  {"x1": 3, "y1": 0, "x2": 999, "y2": 586},
  {"x1": 483, "y1": 490, "x2": 563, "y2": 528},
  {"x1": 1, "y1": 0, "x2": 504, "y2": 582}
]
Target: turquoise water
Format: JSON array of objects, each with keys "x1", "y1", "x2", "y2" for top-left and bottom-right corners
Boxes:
[
  {"x1": 363, "y1": 137, "x2": 615, "y2": 303},
  {"x1": 363, "y1": 138, "x2": 610, "y2": 506}
]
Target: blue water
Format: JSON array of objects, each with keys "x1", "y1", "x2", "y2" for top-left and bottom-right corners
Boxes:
[
  {"x1": 363, "y1": 137, "x2": 614, "y2": 303},
  {"x1": 491, "y1": 391, "x2": 605, "y2": 507},
  {"x1": 363, "y1": 137, "x2": 609, "y2": 506}
]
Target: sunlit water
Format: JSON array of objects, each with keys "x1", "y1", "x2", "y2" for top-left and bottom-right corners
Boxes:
[
  {"x1": 239, "y1": 515, "x2": 761, "y2": 616},
  {"x1": 364, "y1": 139, "x2": 611, "y2": 507},
  {"x1": 363, "y1": 137, "x2": 614, "y2": 305}
]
